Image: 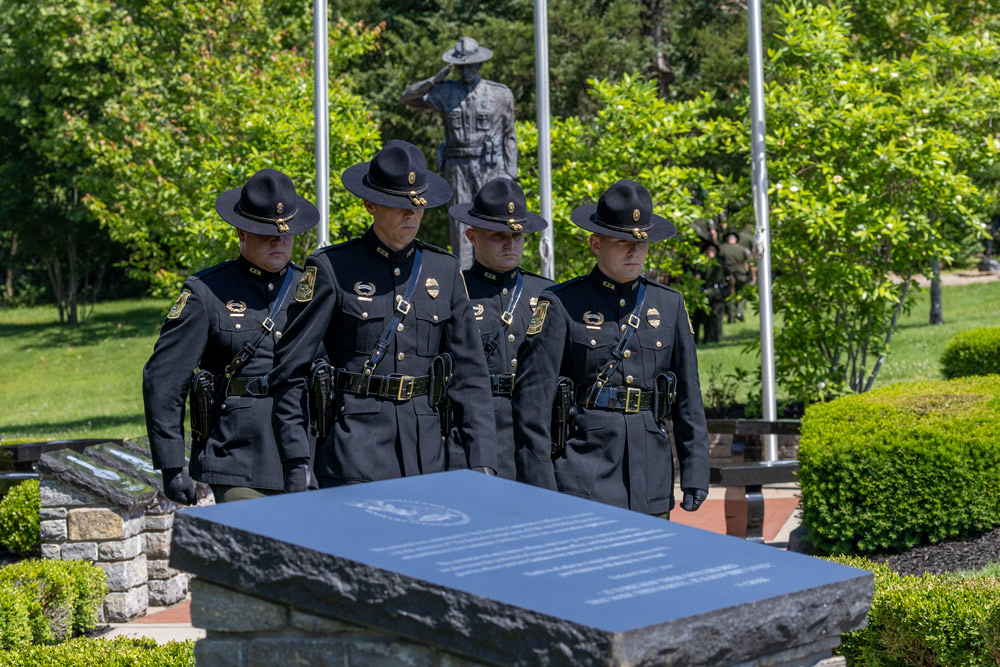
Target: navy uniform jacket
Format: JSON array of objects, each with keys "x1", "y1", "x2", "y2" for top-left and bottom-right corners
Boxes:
[
  {"x1": 512, "y1": 266, "x2": 710, "y2": 514},
  {"x1": 446, "y1": 261, "x2": 554, "y2": 479},
  {"x1": 143, "y1": 256, "x2": 301, "y2": 490},
  {"x1": 270, "y1": 227, "x2": 498, "y2": 484}
]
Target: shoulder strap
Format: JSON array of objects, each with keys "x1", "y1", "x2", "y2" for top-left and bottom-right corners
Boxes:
[
  {"x1": 481, "y1": 270, "x2": 525, "y2": 358},
  {"x1": 220, "y1": 266, "x2": 297, "y2": 394},
  {"x1": 363, "y1": 248, "x2": 424, "y2": 375},
  {"x1": 585, "y1": 281, "x2": 647, "y2": 407}
]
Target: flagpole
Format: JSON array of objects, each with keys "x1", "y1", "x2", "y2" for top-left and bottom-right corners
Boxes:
[
  {"x1": 314, "y1": 0, "x2": 330, "y2": 248},
  {"x1": 534, "y1": 0, "x2": 554, "y2": 280}
]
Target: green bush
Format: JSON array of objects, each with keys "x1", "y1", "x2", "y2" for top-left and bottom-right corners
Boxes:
[
  {"x1": 0, "y1": 636, "x2": 195, "y2": 666},
  {"x1": 0, "y1": 583, "x2": 34, "y2": 650},
  {"x1": 798, "y1": 376, "x2": 1000, "y2": 555},
  {"x1": 941, "y1": 326, "x2": 1000, "y2": 379},
  {"x1": 0, "y1": 480, "x2": 40, "y2": 555},
  {"x1": 0, "y1": 559, "x2": 107, "y2": 644},
  {"x1": 828, "y1": 556, "x2": 1000, "y2": 666}
]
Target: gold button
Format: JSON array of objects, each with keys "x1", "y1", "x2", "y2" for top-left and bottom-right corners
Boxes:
[
  {"x1": 397, "y1": 323, "x2": 404, "y2": 332},
  {"x1": 623, "y1": 349, "x2": 631, "y2": 358},
  {"x1": 590, "y1": 339, "x2": 596, "y2": 346},
  {"x1": 221, "y1": 403, "x2": 227, "y2": 410},
  {"x1": 397, "y1": 352, "x2": 405, "y2": 361},
  {"x1": 656, "y1": 341, "x2": 662, "y2": 348},
  {"x1": 511, "y1": 359, "x2": 517, "y2": 367},
  {"x1": 619, "y1": 298, "x2": 625, "y2": 307},
  {"x1": 626, "y1": 375, "x2": 634, "y2": 384},
  {"x1": 340, "y1": 406, "x2": 345, "y2": 413},
  {"x1": 362, "y1": 312, "x2": 368, "y2": 319},
  {"x1": 275, "y1": 331, "x2": 282, "y2": 340},
  {"x1": 235, "y1": 323, "x2": 241, "y2": 329},
  {"x1": 268, "y1": 283, "x2": 274, "y2": 291},
  {"x1": 394, "y1": 268, "x2": 401, "y2": 276},
  {"x1": 621, "y1": 324, "x2": 627, "y2": 332},
  {"x1": 502, "y1": 288, "x2": 508, "y2": 295},
  {"x1": 507, "y1": 334, "x2": 515, "y2": 343},
  {"x1": 433, "y1": 314, "x2": 439, "y2": 322}
]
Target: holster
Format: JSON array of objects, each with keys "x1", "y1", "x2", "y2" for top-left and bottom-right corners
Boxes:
[
  {"x1": 189, "y1": 369, "x2": 215, "y2": 445},
  {"x1": 653, "y1": 372, "x2": 678, "y2": 423},
  {"x1": 551, "y1": 376, "x2": 576, "y2": 459},
  {"x1": 429, "y1": 353, "x2": 454, "y2": 436},
  {"x1": 484, "y1": 138, "x2": 497, "y2": 167},
  {"x1": 309, "y1": 357, "x2": 334, "y2": 440}
]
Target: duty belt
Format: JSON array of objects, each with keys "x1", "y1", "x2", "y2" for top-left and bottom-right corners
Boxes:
[
  {"x1": 225, "y1": 375, "x2": 269, "y2": 398},
  {"x1": 336, "y1": 370, "x2": 430, "y2": 401},
  {"x1": 442, "y1": 145, "x2": 485, "y2": 158},
  {"x1": 490, "y1": 373, "x2": 515, "y2": 397},
  {"x1": 577, "y1": 384, "x2": 654, "y2": 413}
]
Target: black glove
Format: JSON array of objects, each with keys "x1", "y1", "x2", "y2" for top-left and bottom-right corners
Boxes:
[
  {"x1": 283, "y1": 458, "x2": 313, "y2": 493},
  {"x1": 680, "y1": 487, "x2": 708, "y2": 512},
  {"x1": 161, "y1": 468, "x2": 197, "y2": 506},
  {"x1": 472, "y1": 466, "x2": 497, "y2": 476}
]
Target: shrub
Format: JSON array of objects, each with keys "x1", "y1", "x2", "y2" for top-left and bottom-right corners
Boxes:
[
  {"x1": 798, "y1": 376, "x2": 1000, "y2": 555},
  {"x1": 941, "y1": 326, "x2": 1000, "y2": 379},
  {"x1": 828, "y1": 556, "x2": 1000, "y2": 666},
  {"x1": 0, "y1": 480, "x2": 40, "y2": 555},
  {"x1": 0, "y1": 583, "x2": 34, "y2": 650},
  {"x1": 0, "y1": 636, "x2": 195, "y2": 666},
  {"x1": 0, "y1": 559, "x2": 107, "y2": 644}
]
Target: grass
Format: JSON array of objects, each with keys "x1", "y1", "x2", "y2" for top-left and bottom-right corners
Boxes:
[{"x1": 1, "y1": 276, "x2": 999, "y2": 441}]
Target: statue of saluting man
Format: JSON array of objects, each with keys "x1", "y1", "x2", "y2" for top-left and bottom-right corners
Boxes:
[{"x1": 402, "y1": 37, "x2": 518, "y2": 270}]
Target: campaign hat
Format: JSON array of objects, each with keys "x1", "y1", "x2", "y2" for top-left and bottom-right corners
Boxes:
[
  {"x1": 442, "y1": 36, "x2": 493, "y2": 65},
  {"x1": 341, "y1": 139, "x2": 452, "y2": 210},
  {"x1": 570, "y1": 179, "x2": 676, "y2": 242},
  {"x1": 215, "y1": 169, "x2": 320, "y2": 236},
  {"x1": 448, "y1": 178, "x2": 547, "y2": 233}
]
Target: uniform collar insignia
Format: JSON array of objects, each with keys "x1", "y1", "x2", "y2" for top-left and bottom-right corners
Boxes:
[
  {"x1": 590, "y1": 266, "x2": 641, "y2": 297},
  {"x1": 471, "y1": 260, "x2": 517, "y2": 287},
  {"x1": 361, "y1": 227, "x2": 417, "y2": 265}
]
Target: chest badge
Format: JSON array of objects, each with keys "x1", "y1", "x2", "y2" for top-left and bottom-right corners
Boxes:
[
  {"x1": 354, "y1": 281, "x2": 376, "y2": 301},
  {"x1": 646, "y1": 307, "x2": 661, "y2": 328},
  {"x1": 295, "y1": 266, "x2": 317, "y2": 302},
  {"x1": 583, "y1": 311, "x2": 605, "y2": 330},
  {"x1": 166, "y1": 289, "x2": 191, "y2": 320},
  {"x1": 526, "y1": 300, "x2": 549, "y2": 336},
  {"x1": 226, "y1": 300, "x2": 247, "y2": 317},
  {"x1": 425, "y1": 277, "x2": 440, "y2": 299},
  {"x1": 473, "y1": 303, "x2": 485, "y2": 319}
]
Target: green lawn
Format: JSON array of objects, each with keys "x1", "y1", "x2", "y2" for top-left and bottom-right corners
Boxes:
[{"x1": 1, "y1": 277, "x2": 998, "y2": 441}]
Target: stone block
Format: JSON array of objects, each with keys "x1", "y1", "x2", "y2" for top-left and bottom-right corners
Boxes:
[
  {"x1": 145, "y1": 529, "x2": 172, "y2": 559},
  {"x1": 145, "y1": 513, "x2": 174, "y2": 532},
  {"x1": 290, "y1": 609, "x2": 357, "y2": 635},
  {"x1": 147, "y1": 558, "x2": 181, "y2": 580},
  {"x1": 248, "y1": 638, "x2": 347, "y2": 667},
  {"x1": 41, "y1": 544, "x2": 61, "y2": 560},
  {"x1": 39, "y1": 480, "x2": 92, "y2": 507},
  {"x1": 124, "y1": 514, "x2": 145, "y2": 539},
  {"x1": 40, "y1": 519, "x2": 67, "y2": 542},
  {"x1": 68, "y1": 508, "x2": 123, "y2": 540},
  {"x1": 148, "y1": 573, "x2": 189, "y2": 607},
  {"x1": 98, "y1": 555, "x2": 147, "y2": 592},
  {"x1": 40, "y1": 506, "x2": 67, "y2": 520},
  {"x1": 346, "y1": 639, "x2": 436, "y2": 667},
  {"x1": 61, "y1": 542, "x2": 98, "y2": 561},
  {"x1": 436, "y1": 655, "x2": 490, "y2": 667},
  {"x1": 98, "y1": 535, "x2": 143, "y2": 561},
  {"x1": 191, "y1": 579, "x2": 286, "y2": 633},
  {"x1": 195, "y1": 638, "x2": 247, "y2": 667},
  {"x1": 104, "y1": 584, "x2": 149, "y2": 622}
]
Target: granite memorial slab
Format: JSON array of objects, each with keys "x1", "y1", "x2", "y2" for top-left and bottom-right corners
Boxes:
[
  {"x1": 172, "y1": 470, "x2": 872, "y2": 666},
  {"x1": 38, "y1": 448, "x2": 159, "y2": 513}
]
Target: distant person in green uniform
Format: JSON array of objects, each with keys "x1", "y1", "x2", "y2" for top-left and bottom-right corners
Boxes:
[
  {"x1": 718, "y1": 230, "x2": 755, "y2": 323},
  {"x1": 692, "y1": 242, "x2": 728, "y2": 343}
]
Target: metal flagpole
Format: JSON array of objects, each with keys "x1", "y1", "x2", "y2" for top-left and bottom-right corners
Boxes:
[
  {"x1": 748, "y1": 0, "x2": 778, "y2": 460},
  {"x1": 534, "y1": 0, "x2": 555, "y2": 280},
  {"x1": 314, "y1": 0, "x2": 330, "y2": 248}
]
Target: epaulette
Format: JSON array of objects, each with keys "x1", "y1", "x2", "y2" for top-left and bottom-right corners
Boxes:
[
  {"x1": 642, "y1": 275, "x2": 681, "y2": 295},
  {"x1": 415, "y1": 240, "x2": 455, "y2": 257},
  {"x1": 548, "y1": 275, "x2": 588, "y2": 293},
  {"x1": 318, "y1": 237, "x2": 361, "y2": 256},
  {"x1": 191, "y1": 259, "x2": 234, "y2": 280},
  {"x1": 518, "y1": 267, "x2": 551, "y2": 281},
  {"x1": 289, "y1": 260, "x2": 304, "y2": 272}
]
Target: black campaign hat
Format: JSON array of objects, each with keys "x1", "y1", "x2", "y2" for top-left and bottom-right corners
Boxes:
[
  {"x1": 570, "y1": 179, "x2": 676, "y2": 242},
  {"x1": 449, "y1": 178, "x2": 547, "y2": 233},
  {"x1": 442, "y1": 36, "x2": 493, "y2": 65},
  {"x1": 341, "y1": 139, "x2": 452, "y2": 210},
  {"x1": 215, "y1": 169, "x2": 320, "y2": 236}
]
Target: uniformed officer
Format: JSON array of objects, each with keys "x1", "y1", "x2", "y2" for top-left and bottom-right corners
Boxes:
[
  {"x1": 271, "y1": 139, "x2": 498, "y2": 490},
  {"x1": 512, "y1": 179, "x2": 710, "y2": 516},
  {"x1": 143, "y1": 169, "x2": 319, "y2": 504},
  {"x1": 692, "y1": 242, "x2": 728, "y2": 344},
  {"x1": 444, "y1": 178, "x2": 553, "y2": 479},
  {"x1": 718, "y1": 230, "x2": 755, "y2": 323}
]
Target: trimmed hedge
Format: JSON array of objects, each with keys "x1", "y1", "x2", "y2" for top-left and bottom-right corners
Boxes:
[
  {"x1": 830, "y1": 556, "x2": 1000, "y2": 665},
  {"x1": 799, "y1": 376, "x2": 1000, "y2": 555},
  {"x1": 941, "y1": 325, "x2": 1000, "y2": 379},
  {"x1": 0, "y1": 480, "x2": 40, "y2": 555},
  {"x1": 0, "y1": 559, "x2": 107, "y2": 645},
  {"x1": 0, "y1": 637, "x2": 195, "y2": 666}
]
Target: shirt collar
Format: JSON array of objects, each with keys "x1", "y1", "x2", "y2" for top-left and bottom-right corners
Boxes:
[
  {"x1": 237, "y1": 254, "x2": 286, "y2": 282},
  {"x1": 469, "y1": 260, "x2": 518, "y2": 287},
  {"x1": 362, "y1": 226, "x2": 417, "y2": 265},
  {"x1": 589, "y1": 265, "x2": 641, "y2": 299}
]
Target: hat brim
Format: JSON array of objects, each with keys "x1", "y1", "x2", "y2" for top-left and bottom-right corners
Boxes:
[
  {"x1": 215, "y1": 187, "x2": 320, "y2": 236},
  {"x1": 570, "y1": 204, "x2": 677, "y2": 242},
  {"x1": 341, "y1": 162, "x2": 453, "y2": 210},
  {"x1": 448, "y1": 203, "x2": 547, "y2": 233},
  {"x1": 442, "y1": 47, "x2": 493, "y2": 65}
]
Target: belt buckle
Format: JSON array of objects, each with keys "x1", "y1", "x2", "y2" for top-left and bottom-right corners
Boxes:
[
  {"x1": 625, "y1": 387, "x2": 642, "y2": 413},
  {"x1": 395, "y1": 375, "x2": 415, "y2": 401}
]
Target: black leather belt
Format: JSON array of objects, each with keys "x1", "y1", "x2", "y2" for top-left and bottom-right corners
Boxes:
[
  {"x1": 576, "y1": 384, "x2": 653, "y2": 413},
  {"x1": 336, "y1": 371, "x2": 430, "y2": 401},
  {"x1": 226, "y1": 375, "x2": 269, "y2": 398},
  {"x1": 490, "y1": 373, "x2": 515, "y2": 397},
  {"x1": 443, "y1": 145, "x2": 484, "y2": 158}
]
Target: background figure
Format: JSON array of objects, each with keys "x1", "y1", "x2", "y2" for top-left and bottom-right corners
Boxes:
[
  {"x1": 402, "y1": 36, "x2": 517, "y2": 270},
  {"x1": 692, "y1": 242, "x2": 728, "y2": 344},
  {"x1": 718, "y1": 230, "x2": 755, "y2": 323}
]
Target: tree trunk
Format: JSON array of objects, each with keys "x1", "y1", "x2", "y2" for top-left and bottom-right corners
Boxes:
[
  {"x1": 929, "y1": 258, "x2": 943, "y2": 325},
  {"x1": 4, "y1": 231, "x2": 17, "y2": 302},
  {"x1": 644, "y1": 0, "x2": 673, "y2": 98}
]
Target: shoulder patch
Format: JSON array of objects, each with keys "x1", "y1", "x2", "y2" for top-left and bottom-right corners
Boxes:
[
  {"x1": 526, "y1": 300, "x2": 550, "y2": 336},
  {"x1": 166, "y1": 289, "x2": 191, "y2": 320},
  {"x1": 295, "y1": 266, "x2": 317, "y2": 302}
]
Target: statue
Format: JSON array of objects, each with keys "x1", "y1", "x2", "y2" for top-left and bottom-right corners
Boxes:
[{"x1": 402, "y1": 37, "x2": 518, "y2": 269}]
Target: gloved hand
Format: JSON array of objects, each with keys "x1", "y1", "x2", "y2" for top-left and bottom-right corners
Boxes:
[
  {"x1": 680, "y1": 487, "x2": 708, "y2": 512},
  {"x1": 283, "y1": 458, "x2": 313, "y2": 493},
  {"x1": 161, "y1": 468, "x2": 197, "y2": 506},
  {"x1": 472, "y1": 466, "x2": 496, "y2": 476}
]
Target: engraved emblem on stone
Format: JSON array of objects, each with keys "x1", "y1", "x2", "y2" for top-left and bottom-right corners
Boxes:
[{"x1": 345, "y1": 499, "x2": 471, "y2": 526}]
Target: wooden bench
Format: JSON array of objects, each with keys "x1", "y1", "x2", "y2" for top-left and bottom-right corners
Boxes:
[{"x1": 706, "y1": 420, "x2": 801, "y2": 543}]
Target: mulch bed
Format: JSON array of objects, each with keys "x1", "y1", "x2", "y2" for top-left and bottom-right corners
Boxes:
[{"x1": 869, "y1": 525, "x2": 1000, "y2": 577}]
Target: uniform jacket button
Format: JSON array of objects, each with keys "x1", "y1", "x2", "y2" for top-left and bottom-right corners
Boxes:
[{"x1": 397, "y1": 352, "x2": 405, "y2": 361}]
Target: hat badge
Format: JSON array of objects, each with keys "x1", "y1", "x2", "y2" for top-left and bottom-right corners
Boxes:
[
  {"x1": 408, "y1": 171, "x2": 416, "y2": 185},
  {"x1": 276, "y1": 202, "x2": 284, "y2": 214},
  {"x1": 507, "y1": 201, "x2": 515, "y2": 214},
  {"x1": 632, "y1": 208, "x2": 641, "y2": 222}
]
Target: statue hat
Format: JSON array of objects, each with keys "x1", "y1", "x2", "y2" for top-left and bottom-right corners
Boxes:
[
  {"x1": 442, "y1": 36, "x2": 493, "y2": 65},
  {"x1": 341, "y1": 139, "x2": 453, "y2": 210},
  {"x1": 570, "y1": 179, "x2": 677, "y2": 242},
  {"x1": 449, "y1": 178, "x2": 547, "y2": 234},
  {"x1": 215, "y1": 168, "x2": 320, "y2": 236}
]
